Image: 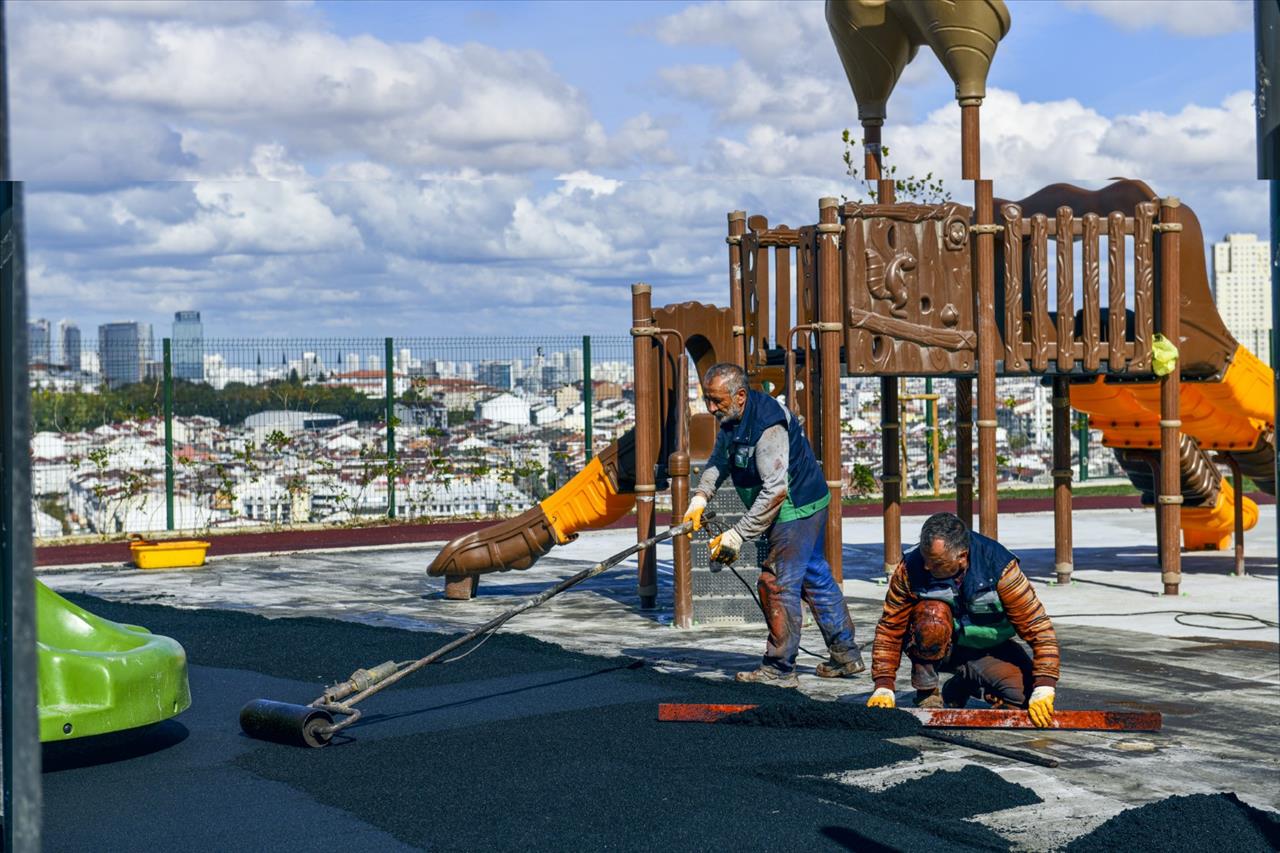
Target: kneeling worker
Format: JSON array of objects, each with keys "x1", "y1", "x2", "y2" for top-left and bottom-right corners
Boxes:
[
  {"x1": 682, "y1": 363, "x2": 864, "y2": 687},
  {"x1": 866, "y1": 512, "x2": 1059, "y2": 727}
]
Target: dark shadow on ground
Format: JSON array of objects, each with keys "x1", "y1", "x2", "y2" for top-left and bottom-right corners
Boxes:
[{"x1": 42, "y1": 720, "x2": 189, "y2": 773}]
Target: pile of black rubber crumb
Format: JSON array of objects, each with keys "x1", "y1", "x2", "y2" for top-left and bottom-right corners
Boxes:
[{"x1": 1064, "y1": 792, "x2": 1280, "y2": 852}]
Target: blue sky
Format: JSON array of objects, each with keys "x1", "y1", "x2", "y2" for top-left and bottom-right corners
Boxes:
[{"x1": 10, "y1": 0, "x2": 1266, "y2": 340}]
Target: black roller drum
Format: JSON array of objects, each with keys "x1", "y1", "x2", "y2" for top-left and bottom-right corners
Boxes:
[{"x1": 239, "y1": 699, "x2": 334, "y2": 748}]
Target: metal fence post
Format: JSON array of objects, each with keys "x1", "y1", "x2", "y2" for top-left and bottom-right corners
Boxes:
[
  {"x1": 2, "y1": 180, "x2": 43, "y2": 851},
  {"x1": 925, "y1": 377, "x2": 935, "y2": 490},
  {"x1": 583, "y1": 335, "x2": 593, "y2": 462},
  {"x1": 385, "y1": 336, "x2": 396, "y2": 519},
  {"x1": 163, "y1": 338, "x2": 174, "y2": 530}
]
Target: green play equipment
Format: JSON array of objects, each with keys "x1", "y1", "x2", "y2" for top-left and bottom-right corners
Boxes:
[{"x1": 36, "y1": 580, "x2": 191, "y2": 741}]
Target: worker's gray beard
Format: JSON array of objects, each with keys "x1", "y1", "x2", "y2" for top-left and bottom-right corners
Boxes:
[{"x1": 713, "y1": 401, "x2": 742, "y2": 424}]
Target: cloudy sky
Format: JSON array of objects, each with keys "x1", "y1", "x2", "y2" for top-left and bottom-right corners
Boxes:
[{"x1": 12, "y1": 0, "x2": 1263, "y2": 340}]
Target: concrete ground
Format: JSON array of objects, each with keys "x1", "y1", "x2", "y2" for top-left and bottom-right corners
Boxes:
[{"x1": 40, "y1": 507, "x2": 1279, "y2": 851}]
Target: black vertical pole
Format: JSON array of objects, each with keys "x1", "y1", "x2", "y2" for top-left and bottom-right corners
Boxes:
[
  {"x1": 1, "y1": 0, "x2": 43, "y2": 845},
  {"x1": 1257, "y1": 1, "x2": 1279, "y2": 594},
  {"x1": 582, "y1": 335, "x2": 593, "y2": 463},
  {"x1": 1, "y1": 183, "x2": 39, "y2": 852}
]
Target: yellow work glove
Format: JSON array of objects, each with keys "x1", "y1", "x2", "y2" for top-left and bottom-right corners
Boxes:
[
  {"x1": 1028, "y1": 685, "x2": 1055, "y2": 728},
  {"x1": 867, "y1": 687, "x2": 896, "y2": 709},
  {"x1": 682, "y1": 494, "x2": 708, "y2": 533},
  {"x1": 709, "y1": 527, "x2": 742, "y2": 565},
  {"x1": 1152, "y1": 333, "x2": 1179, "y2": 377}
]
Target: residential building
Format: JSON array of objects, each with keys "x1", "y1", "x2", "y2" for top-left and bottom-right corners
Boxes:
[{"x1": 1212, "y1": 233, "x2": 1273, "y2": 366}]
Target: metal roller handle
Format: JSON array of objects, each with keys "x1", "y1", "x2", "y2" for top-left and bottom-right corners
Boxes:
[{"x1": 311, "y1": 514, "x2": 711, "y2": 736}]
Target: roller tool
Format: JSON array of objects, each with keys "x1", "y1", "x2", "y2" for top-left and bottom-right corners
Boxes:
[{"x1": 239, "y1": 514, "x2": 709, "y2": 748}]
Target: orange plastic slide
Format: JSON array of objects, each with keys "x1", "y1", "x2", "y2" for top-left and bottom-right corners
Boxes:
[{"x1": 1070, "y1": 345, "x2": 1274, "y2": 550}]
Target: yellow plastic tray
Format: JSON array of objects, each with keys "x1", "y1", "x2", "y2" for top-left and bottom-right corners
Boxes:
[{"x1": 129, "y1": 538, "x2": 211, "y2": 570}]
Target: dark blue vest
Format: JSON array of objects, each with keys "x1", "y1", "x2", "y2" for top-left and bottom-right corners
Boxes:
[
  {"x1": 709, "y1": 389, "x2": 829, "y2": 522},
  {"x1": 903, "y1": 530, "x2": 1019, "y2": 648}
]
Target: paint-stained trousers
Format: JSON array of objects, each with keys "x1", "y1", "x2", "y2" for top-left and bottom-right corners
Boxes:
[{"x1": 758, "y1": 507, "x2": 860, "y2": 674}]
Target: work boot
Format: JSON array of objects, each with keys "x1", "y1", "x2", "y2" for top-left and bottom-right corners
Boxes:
[
  {"x1": 815, "y1": 652, "x2": 866, "y2": 679},
  {"x1": 735, "y1": 667, "x2": 800, "y2": 688},
  {"x1": 942, "y1": 675, "x2": 974, "y2": 709},
  {"x1": 914, "y1": 689, "x2": 944, "y2": 709}
]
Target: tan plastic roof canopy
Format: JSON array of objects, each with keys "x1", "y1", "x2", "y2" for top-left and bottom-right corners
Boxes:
[{"x1": 826, "y1": 0, "x2": 1011, "y2": 122}]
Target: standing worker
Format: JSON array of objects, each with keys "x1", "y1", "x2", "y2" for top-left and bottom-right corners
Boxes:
[
  {"x1": 866, "y1": 512, "x2": 1059, "y2": 726},
  {"x1": 682, "y1": 363, "x2": 865, "y2": 687}
]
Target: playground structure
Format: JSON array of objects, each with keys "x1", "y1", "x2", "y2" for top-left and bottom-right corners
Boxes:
[
  {"x1": 36, "y1": 580, "x2": 191, "y2": 741},
  {"x1": 429, "y1": 0, "x2": 1275, "y2": 626}
]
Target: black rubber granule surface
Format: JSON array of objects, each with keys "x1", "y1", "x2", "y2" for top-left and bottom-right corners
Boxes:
[{"x1": 46, "y1": 594, "x2": 1280, "y2": 853}]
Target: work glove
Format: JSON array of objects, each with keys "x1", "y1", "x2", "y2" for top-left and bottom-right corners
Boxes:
[
  {"x1": 709, "y1": 527, "x2": 742, "y2": 565},
  {"x1": 866, "y1": 687, "x2": 896, "y2": 709},
  {"x1": 682, "y1": 494, "x2": 708, "y2": 533},
  {"x1": 1027, "y1": 685, "x2": 1055, "y2": 728}
]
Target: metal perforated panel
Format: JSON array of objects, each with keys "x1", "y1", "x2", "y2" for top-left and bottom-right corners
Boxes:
[{"x1": 690, "y1": 466, "x2": 765, "y2": 625}]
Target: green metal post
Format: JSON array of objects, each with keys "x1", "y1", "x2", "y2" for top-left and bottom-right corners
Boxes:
[
  {"x1": 925, "y1": 377, "x2": 935, "y2": 487},
  {"x1": 163, "y1": 338, "x2": 174, "y2": 530},
  {"x1": 583, "y1": 335, "x2": 593, "y2": 463},
  {"x1": 1077, "y1": 412, "x2": 1089, "y2": 482},
  {"x1": 385, "y1": 337, "x2": 396, "y2": 519}
]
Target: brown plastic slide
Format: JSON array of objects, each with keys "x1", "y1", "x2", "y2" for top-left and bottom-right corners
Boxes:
[{"x1": 427, "y1": 431, "x2": 638, "y2": 598}]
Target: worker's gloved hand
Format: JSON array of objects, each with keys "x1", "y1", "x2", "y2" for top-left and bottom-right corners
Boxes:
[
  {"x1": 1027, "y1": 685, "x2": 1055, "y2": 728},
  {"x1": 866, "y1": 687, "x2": 896, "y2": 709},
  {"x1": 709, "y1": 527, "x2": 742, "y2": 565},
  {"x1": 682, "y1": 494, "x2": 708, "y2": 533}
]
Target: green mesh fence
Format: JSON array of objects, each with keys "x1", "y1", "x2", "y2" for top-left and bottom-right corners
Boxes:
[
  {"x1": 28, "y1": 332, "x2": 1101, "y2": 540},
  {"x1": 30, "y1": 336, "x2": 632, "y2": 537}
]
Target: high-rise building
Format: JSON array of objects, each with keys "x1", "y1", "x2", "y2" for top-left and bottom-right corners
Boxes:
[
  {"x1": 172, "y1": 310, "x2": 204, "y2": 381},
  {"x1": 57, "y1": 320, "x2": 81, "y2": 371},
  {"x1": 98, "y1": 322, "x2": 153, "y2": 388},
  {"x1": 28, "y1": 318, "x2": 50, "y2": 365},
  {"x1": 478, "y1": 361, "x2": 515, "y2": 390},
  {"x1": 1212, "y1": 233, "x2": 1273, "y2": 366}
]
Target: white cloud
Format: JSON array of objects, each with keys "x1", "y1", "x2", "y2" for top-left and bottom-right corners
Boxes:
[
  {"x1": 653, "y1": 0, "x2": 937, "y2": 130},
  {"x1": 8, "y1": 2, "x2": 657, "y2": 181},
  {"x1": 1064, "y1": 0, "x2": 1252, "y2": 37}
]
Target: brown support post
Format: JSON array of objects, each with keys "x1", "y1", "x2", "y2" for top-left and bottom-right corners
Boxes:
[
  {"x1": 660, "y1": 334, "x2": 692, "y2": 627},
  {"x1": 863, "y1": 124, "x2": 882, "y2": 182},
  {"x1": 1052, "y1": 377, "x2": 1073, "y2": 585},
  {"x1": 817, "y1": 197, "x2": 845, "y2": 583},
  {"x1": 956, "y1": 378, "x2": 974, "y2": 528},
  {"x1": 974, "y1": 180, "x2": 999, "y2": 539},
  {"x1": 961, "y1": 103, "x2": 980, "y2": 181},
  {"x1": 1157, "y1": 199, "x2": 1182, "y2": 595},
  {"x1": 631, "y1": 283, "x2": 658, "y2": 609},
  {"x1": 669, "y1": 449, "x2": 692, "y2": 626},
  {"x1": 878, "y1": 178, "x2": 901, "y2": 574},
  {"x1": 727, "y1": 212, "x2": 747, "y2": 366}
]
